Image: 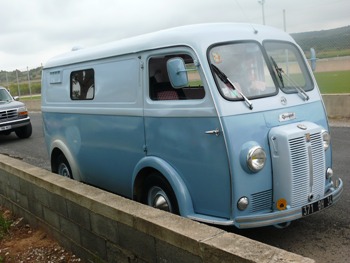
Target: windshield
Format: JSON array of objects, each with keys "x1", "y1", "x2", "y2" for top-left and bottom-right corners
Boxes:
[
  {"x1": 209, "y1": 42, "x2": 277, "y2": 100},
  {"x1": 264, "y1": 41, "x2": 314, "y2": 93},
  {"x1": 0, "y1": 89, "x2": 13, "y2": 102}
]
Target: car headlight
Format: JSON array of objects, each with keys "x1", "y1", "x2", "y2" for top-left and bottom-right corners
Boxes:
[
  {"x1": 18, "y1": 106, "x2": 28, "y2": 118},
  {"x1": 321, "y1": 130, "x2": 331, "y2": 151},
  {"x1": 247, "y1": 146, "x2": 266, "y2": 172}
]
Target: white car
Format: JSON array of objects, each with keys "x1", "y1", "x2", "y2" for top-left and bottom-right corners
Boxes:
[{"x1": 0, "y1": 86, "x2": 32, "y2": 138}]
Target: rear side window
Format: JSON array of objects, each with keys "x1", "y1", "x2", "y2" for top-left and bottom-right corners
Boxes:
[{"x1": 70, "y1": 69, "x2": 95, "y2": 100}]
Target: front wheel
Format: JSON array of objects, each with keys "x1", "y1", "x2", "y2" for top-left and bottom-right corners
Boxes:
[
  {"x1": 142, "y1": 174, "x2": 179, "y2": 214},
  {"x1": 15, "y1": 123, "x2": 32, "y2": 138}
]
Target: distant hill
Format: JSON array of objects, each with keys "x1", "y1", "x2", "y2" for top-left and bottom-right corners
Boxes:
[{"x1": 291, "y1": 26, "x2": 350, "y2": 56}]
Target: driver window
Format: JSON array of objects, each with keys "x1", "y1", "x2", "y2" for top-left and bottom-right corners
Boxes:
[{"x1": 149, "y1": 54, "x2": 205, "y2": 100}]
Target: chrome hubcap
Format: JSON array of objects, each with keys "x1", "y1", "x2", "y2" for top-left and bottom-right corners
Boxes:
[
  {"x1": 148, "y1": 186, "x2": 172, "y2": 212},
  {"x1": 58, "y1": 163, "x2": 71, "y2": 178}
]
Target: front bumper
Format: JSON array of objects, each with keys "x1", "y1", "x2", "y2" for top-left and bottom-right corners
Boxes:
[
  {"x1": 234, "y1": 178, "x2": 343, "y2": 229},
  {"x1": 0, "y1": 117, "x2": 31, "y2": 131}
]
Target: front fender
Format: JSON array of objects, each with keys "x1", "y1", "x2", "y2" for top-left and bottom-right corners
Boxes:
[{"x1": 133, "y1": 156, "x2": 194, "y2": 216}]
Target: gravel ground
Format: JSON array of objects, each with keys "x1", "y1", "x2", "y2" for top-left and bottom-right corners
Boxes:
[{"x1": 0, "y1": 208, "x2": 83, "y2": 263}]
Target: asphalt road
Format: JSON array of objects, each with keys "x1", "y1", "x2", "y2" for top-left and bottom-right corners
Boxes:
[{"x1": 1, "y1": 112, "x2": 349, "y2": 263}]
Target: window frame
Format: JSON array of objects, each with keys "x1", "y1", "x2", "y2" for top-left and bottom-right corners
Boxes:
[
  {"x1": 70, "y1": 68, "x2": 95, "y2": 100},
  {"x1": 263, "y1": 40, "x2": 315, "y2": 94},
  {"x1": 207, "y1": 40, "x2": 279, "y2": 101},
  {"x1": 148, "y1": 52, "x2": 205, "y2": 101}
]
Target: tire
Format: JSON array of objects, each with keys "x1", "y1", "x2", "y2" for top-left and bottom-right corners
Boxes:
[
  {"x1": 15, "y1": 123, "x2": 32, "y2": 139},
  {"x1": 56, "y1": 154, "x2": 73, "y2": 179},
  {"x1": 142, "y1": 174, "x2": 179, "y2": 214}
]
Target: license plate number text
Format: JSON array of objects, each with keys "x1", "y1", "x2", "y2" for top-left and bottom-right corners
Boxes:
[{"x1": 302, "y1": 195, "x2": 333, "y2": 216}]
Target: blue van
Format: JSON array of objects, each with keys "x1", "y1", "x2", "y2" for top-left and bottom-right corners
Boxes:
[{"x1": 41, "y1": 23, "x2": 343, "y2": 228}]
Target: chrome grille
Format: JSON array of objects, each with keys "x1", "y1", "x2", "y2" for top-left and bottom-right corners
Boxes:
[
  {"x1": 0, "y1": 109, "x2": 18, "y2": 123},
  {"x1": 269, "y1": 122, "x2": 326, "y2": 211},
  {"x1": 289, "y1": 136, "x2": 309, "y2": 207},
  {"x1": 251, "y1": 190, "x2": 272, "y2": 212},
  {"x1": 310, "y1": 133, "x2": 326, "y2": 196},
  {"x1": 289, "y1": 132, "x2": 325, "y2": 207}
]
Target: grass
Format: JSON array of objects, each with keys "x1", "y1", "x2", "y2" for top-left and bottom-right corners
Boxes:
[
  {"x1": 6, "y1": 81, "x2": 41, "y2": 97},
  {"x1": 18, "y1": 94, "x2": 41, "y2": 101},
  {"x1": 304, "y1": 49, "x2": 350, "y2": 59},
  {"x1": 0, "y1": 213, "x2": 11, "y2": 239},
  {"x1": 314, "y1": 70, "x2": 350, "y2": 94}
]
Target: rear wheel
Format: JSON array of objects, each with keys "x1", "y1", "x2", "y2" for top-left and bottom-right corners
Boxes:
[
  {"x1": 56, "y1": 154, "x2": 73, "y2": 179},
  {"x1": 142, "y1": 174, "x2": 179, "y2": 214}
]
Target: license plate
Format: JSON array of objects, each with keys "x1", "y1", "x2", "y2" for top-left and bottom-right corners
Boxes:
[
  {"x1": 302, "y1": 195, "x2": 333, "y2": 216},
  {"x1": 0, "y1": 125, "x2": 11, "y2": 131}
]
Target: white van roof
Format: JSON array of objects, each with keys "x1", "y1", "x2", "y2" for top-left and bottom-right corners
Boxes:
[{"x1": 43, "y1": 23, "x2": 294, "y2": 69}]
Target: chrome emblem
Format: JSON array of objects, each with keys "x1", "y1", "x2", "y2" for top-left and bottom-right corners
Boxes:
[
  {"x1": 280, "y1": 96, "x2": 287, "y2": 105},
  {"x1": 305, "y1": 133, "x2": 311, "y2": 142},
  {"x1": 297, "y1": 124, "x2": 307, "y2": 130},
  {"x1": 279, "y1": 112, "x2": 296, "y2": 122}
]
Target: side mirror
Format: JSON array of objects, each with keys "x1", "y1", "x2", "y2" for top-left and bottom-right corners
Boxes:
[
  {"x1": 13, "y1": 96, "x2": 19, "y2": 101},
  {"x1": 167, "y1": 57, "x2": 188, "y2": 88},
  {"x1": 310, "y1": 48, "x2": 317, "y2": 72}
]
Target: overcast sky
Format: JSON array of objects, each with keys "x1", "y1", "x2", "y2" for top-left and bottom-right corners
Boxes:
[{"x1": 1, "y1": 0, "x2": 349, "y2": 71}]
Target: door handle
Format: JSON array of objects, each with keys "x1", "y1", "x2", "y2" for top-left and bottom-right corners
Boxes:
[{"x1": 205, "y1": 129, "x2": 220, "y2": 136}]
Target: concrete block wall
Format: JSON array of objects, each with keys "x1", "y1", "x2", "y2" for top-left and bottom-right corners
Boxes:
[
  {"x1": 322, "y1": 94, "x2": 350, "y2": 119},
  {"x1": 0, "y1": 154, "x2": 314, "y2": 263}
]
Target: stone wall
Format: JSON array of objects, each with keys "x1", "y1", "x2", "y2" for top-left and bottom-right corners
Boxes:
[{"x1": 0, "y1": 154, "x2": 314, "y2": 263}]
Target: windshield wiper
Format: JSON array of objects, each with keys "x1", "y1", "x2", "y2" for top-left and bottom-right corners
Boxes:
[
  {"x1": 211, "y1": 64, "x2": 253, "y2": 110},
  {"x1": 270, "y1": 56, "x2": 309, "y2": 101},
  {"x1": 270, "y1": 56, "x2": 284, "y2": 88}
]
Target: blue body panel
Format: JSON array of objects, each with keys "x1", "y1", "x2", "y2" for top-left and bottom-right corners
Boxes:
[
  {"x1": 43, "y1": 112, "x2": 145, "y2": 197},
  {"x1": 144, "y1": 116, "x2": 231, "y2": 218}
]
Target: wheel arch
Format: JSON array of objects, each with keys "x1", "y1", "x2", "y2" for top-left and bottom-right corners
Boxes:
[
  {"x1": 50, "y1": 139, "x2": 82, "y2": 181},
  {"x1": 132, "y1": 156, "x2": 194, "y2": 217}
]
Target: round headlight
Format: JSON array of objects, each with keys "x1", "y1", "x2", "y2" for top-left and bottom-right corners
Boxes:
[
  {"x1": 321, "y1": 130, "x2": 331, "y2": 151},
  {"x1": 247, "y1": 146, "x2": 266, "y2": 172}
]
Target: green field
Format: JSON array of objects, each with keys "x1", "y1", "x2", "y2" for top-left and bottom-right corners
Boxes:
[{"x1": 314, "y1": 70, "x2": 350, "y2": 94}]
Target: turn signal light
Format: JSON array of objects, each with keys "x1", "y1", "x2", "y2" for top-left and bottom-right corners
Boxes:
[{"x1": 276, "y1": 198, "x2": 287, "y2": 211}]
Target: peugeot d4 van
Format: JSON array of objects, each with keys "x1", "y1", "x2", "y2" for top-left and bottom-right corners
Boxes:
[{"x1": 41, "y1": 23, "x2": 343, "y2": 228}]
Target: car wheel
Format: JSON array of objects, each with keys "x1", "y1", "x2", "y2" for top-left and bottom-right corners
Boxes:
[
  {"x1": 15, "y1": 123, "x2": 32, "y2": 138},
  {"x1": 142, "y1": 174, "x2": 179, "y2": 214},
  {"x1": 56, "y1": 154, "x2": 73, "y2": 179}
]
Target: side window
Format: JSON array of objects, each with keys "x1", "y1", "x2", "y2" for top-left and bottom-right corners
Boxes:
[
  {"x1": 70, "y1": 69, "x2": 95, "y2": 100},
  {"x1": 149, "y1": 54, "x2": 205, "y2": 100}
]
